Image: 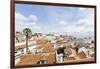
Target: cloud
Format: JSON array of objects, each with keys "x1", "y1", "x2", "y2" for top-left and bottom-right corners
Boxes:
[
  {"x1": 57, "y1": 9, "x2": 94, "y2": 36},
  {"x1": 76, "y1": 12, "x2": 94, "y2": 33},
  {"x1": 15, "y1": 12, "x2": 40, "y2": 32},
  {"x1": 15, "y1": 5, "x2": 94, "y2": 37},
  {"x1": 29, "y1": 15, "x2": 38, "y2": 22},
  {"x1": 59, "y1": 21, "x2": 67, "y2": 25},
  {"x1": 79, "y1": 8, "x2": 86, "y2": 11}
]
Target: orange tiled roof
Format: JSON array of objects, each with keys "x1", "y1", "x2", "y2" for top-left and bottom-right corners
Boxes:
[
  {"x1": 64, "y1": 47, "x2": 72, "y2": 55},
  {"x1": 15, "y1": 44, "x2": 26, "y2": 50},
  {"x1": 34, "y1": 46, "x2": 43, "y2": 49},
  {"x1": 36, "y1": 38, "x2": 55, "y2": 52},
  {"x1": 78, "y1": 51, "x2": 87, "y2": 59},
  {"x1": 15, "y1": 44, "x2": 32, "y2": 50},
  {"x1": 64, "y1": 57, "x2": 75, "y2": 61},
  {"x1": 16, "y1": 54, "x2": 41, "y2": 66},
  {"x1": 16, "y1": 52, "x2": 56, "y2": 66}
]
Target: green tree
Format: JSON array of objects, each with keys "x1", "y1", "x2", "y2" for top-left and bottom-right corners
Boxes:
[{"x1": 23, "y1": 28, "x2": 32, "y2": 53}]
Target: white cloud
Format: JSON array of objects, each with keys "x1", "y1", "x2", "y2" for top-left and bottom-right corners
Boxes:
[
  {"x1": 15, "y1": 12, "x2": 40, "y2": 32},
  {"x1": 79, "y1": 8, "x2": 86, "y2": 11},
  {"x1": 55, "y1": 8, "x2": 94, "y2": 35},
  {"x1": 78, "y1": 18, "x2": 88, "y2": 24},
  {"x1": 63, "y1": 25, "x2": 82, "y2": 33},
  {"x1": 59, "y1": 21, "x2": 67, "y2": 25},
  {"x1": 15, "y1": 7, "x2": 94, "y2": 37},
  {"x1": 59, "y1": 13, "x2": 94, "y2": 36},
  {"x1": 15, "y1": 12, "x2": 27, "y2": 21},
  {"x1": 77, "y1": 15, "x2": 94, "y2": 33},
  {"x1": 29, "y1": 15, "x2": 38, "y2": 22}
]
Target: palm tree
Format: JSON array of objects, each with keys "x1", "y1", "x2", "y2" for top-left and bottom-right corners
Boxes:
[{"x1": 23, "y1": 28, "x2": 32, "y2": 53}]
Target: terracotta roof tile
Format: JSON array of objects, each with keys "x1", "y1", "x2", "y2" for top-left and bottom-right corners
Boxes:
[
  {"x1": 78, "y1": 51, "x2": 87, "y2": 59},
  {"x1": 15, "y1": 44, "x2": 33, "y2": 50},
  {"x1": 15, "y1": 44, "x2": 26, "y2": 50},
  {"x1": 16, "y1": 52, "x2": 56, "y2": 66},
  {"x1": 64, "y1": 57, "x2": 75, "y2": 61}
]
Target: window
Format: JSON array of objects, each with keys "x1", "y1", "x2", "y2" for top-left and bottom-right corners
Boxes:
[{"x1": 37, "y1": 60, "x2": 46, "y2": 64}]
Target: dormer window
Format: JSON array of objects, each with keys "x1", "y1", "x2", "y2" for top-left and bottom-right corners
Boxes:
[{"x1": 37, "y1": 60, "x2": 46, "y2": 64}]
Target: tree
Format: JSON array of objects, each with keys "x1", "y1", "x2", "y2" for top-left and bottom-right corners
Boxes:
[
  {"x1": 34, "y1": 33, "x2": 39, "y2": 37},
  {"x1": 57, "y1": 47, "x2": 65, "y2": 55},
  {"x1": 23, "y1": 28, "x2": 32, "y2": 53}
]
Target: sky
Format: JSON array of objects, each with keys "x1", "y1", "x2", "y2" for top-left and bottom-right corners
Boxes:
[{"x1": 15, "y1": 3, "x2": 94, "y2": 37}]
